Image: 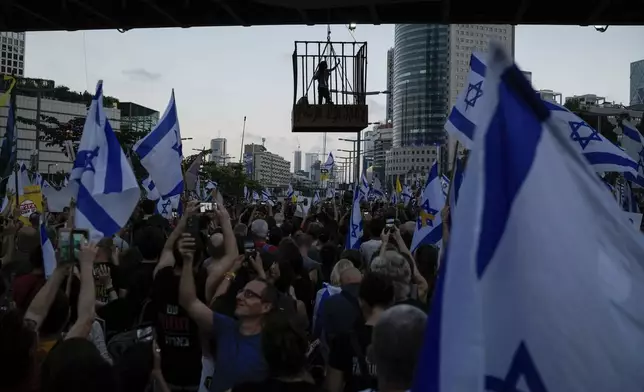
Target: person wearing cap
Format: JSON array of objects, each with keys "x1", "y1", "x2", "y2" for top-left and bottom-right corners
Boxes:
[{"x1": 250, "y1": 219, "x2": 277, "y2": 253}]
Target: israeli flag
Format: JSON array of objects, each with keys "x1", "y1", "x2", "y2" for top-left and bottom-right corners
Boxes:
[
  {"x1": 7, "y1": 162, "x2": 27, "y2": 196},
  {"x1": 402, "y1": 184, "x2": 413, "y2": 206},
  {"x1": 326, "y1": 187, "x2": 335, "y2": 199},
  {"x1": 157, "y1": 194, "x2": 180, "y2": 219},
  {"x1": 71, "y1": 81, "x2": 140, "y2": 239},
  {"x1": 440, "y1": 174, "x2": 450, "y2": 198},
  {"x1": 371, "y1": 177, "x2": 385, "y2": 201},
  {"x1": 444, "y1": 52, "x2": 485, "y2": 149},
  {"x1": 447, "y1": 52, "x2": 643, "y2": 186},
  {"x1": 286, "y1": 184, "x2": 294, "y2": 200},
  {"x1": 359, "y1": 172, "x2": 370, "y2": 202},
  {"x1": 391, "y1": 191, "x2": 398, "y2": 205},
  {"x1": 622, "y1": 181, "x2": 640, "y2": 213},
  {"x1": 345, "y1": 183, "x2": 363, "y2": 250},
  {"x1": 133, "y1": 91, "x2": 184, "y2": 199},
  {"x1": 312, "y1": 191, "x2": 320, "y2": 205},
  {"x1": 410, "y1": 162, "x2": 443, "y2": 253},
  {"x1": 449, "y1": 158, "x2": 464, "y2": 210},
  {"x1": 40, "y1": 223, "x2": 57, "y2": 279},
  {"x1": 252, "y1": 190, "x2": 259, "y2": 201},
  {"x1": 619, "y1": 119, "x2": 644, "y2": 185},
  {"x1": 33, "y1": 172, "x2": 51, "y2": 190},
  {"x1": 415, "y1": 43, "x2": 644, "y2": 392},
  {"x1": 142, "y1": 177, "x2": 160, "y2": 201},
  {"x1": 244, "y1": 185, "x2": 249, "y2": 200},
  {"x1": 204, "y1": 180, "x2": 217, "y2": 200},
  {"x1": 322, "y1": 151, "x2": 335, "y2": 169}
]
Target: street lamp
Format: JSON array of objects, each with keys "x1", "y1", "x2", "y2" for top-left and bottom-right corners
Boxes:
[{"x1": 339, "y1": 138, "x2": 360, "y2": 182}]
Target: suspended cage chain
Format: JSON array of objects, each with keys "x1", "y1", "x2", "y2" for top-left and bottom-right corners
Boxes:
[{"x1": 293, "y1": 41, "x2": 366, "y2": 107}]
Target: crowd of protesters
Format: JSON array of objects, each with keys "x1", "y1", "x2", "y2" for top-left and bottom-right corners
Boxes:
[{"x1": 0, "y1": 192, "x2": 440, "y2": 392}]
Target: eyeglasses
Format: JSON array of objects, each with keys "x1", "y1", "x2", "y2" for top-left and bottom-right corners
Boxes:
[{"x1": 238, "y1": 288, "x2": 263, "y2": 300}]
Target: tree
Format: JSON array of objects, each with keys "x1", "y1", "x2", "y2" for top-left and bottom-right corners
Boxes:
[
  {"x1": 17, "y1": 114, "x2": 149, "y2": 180},
  {"x1": 182, "y1": 152, "x2": 261, "y2": 198}
]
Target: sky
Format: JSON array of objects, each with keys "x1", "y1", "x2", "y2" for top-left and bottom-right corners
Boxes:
[{"x1": 24, "y1": 25, "x2": 644, "y2": 170}]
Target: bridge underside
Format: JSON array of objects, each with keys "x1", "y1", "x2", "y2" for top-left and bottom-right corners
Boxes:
[{"x1": 1, "y1": 0, "x2": 641, "y2": 32}]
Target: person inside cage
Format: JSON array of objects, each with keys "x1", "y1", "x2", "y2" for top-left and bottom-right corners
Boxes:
[{"x1": 314, "y1": 60, "x2": 338, "y2": 105}]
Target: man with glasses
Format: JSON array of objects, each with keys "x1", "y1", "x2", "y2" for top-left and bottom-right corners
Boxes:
[{"x1": 178, "y1": 232, "x2": 278, "y2": 392}]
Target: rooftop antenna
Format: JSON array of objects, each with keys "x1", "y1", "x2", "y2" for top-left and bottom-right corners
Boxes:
[{"x1": 261, "y1": 137, "x2": 266, "y2": 148}]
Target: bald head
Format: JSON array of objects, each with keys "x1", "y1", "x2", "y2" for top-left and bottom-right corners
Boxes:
[
  {"x1": 209, "y1": 233, "x2": 224, "y2": 247},
  {"x1": 340, "y1": 267, "x2": 362, "y2": 285},
  {"x1": 372, "y1": 305, "x2": 427, "y2": 390}
]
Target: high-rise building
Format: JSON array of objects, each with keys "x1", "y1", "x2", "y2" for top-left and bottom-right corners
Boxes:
[
  {"x1": 210, "y1": 138, "x2": 228, "y2": 164},
  {"x1": 372, "y1": 123, "x2": 393, "y2": 182},
  {"x1": 386, "y1": 48, "x2": 394, "y2": 123},
  {"x1": 393, "y1": 24, "x2": 450, "y2": 148},
  {"x1": 631, "y1": 60, "x2": 644, "y2": 106},
  {"x1": 0, "y1": 32, "x2": 26, "y2": 76},
  {"x1": 252, "y1": 151, "x2": 291, "y2": 187},
  {"x1": 293, "y1": 150, "x2": 302, "y2": 172},
  {"x1": 305, "y1": 152, "x2": 318, "y2": 175},
  {"x1": 390, "y1": 24, "x2": 514, "y2": 176}
]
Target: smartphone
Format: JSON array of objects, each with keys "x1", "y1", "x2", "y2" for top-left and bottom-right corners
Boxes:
[
  {"x1": 136, "y1": 325, "x2": 155, "y2": 342},
  {"x1": 243, "y1": 238, "x2": 256, "y2": 266},
  {"x1": 72, "y1": 229, "x2": 89, "y2": 257},
  {"x1": 58, "y1": 228, "x2": 73, "y2": 264},
  {"x1": 386, "y1": 218, "x2": 395, "y2": 232},
  {"x1": 200, "y1": 202, "x2": 213, "y2": 213}
]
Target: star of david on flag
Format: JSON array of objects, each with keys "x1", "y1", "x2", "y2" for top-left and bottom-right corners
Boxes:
[
  {"x1": 445, "y1": 51, "x2": 644, "y2": 186},
  {"x1": 620, "y1": 119, "x2": 644, "y2": 186},
  {"x1": 414, "y1": 43, "x2": 644, "y2": 392},
  {"x1": 410, "y1": 161, "x2": 444, "y2": 253},
  {"x1": 464, "y1": 81, "x2": 484, "y2": 112},
  {"x1": 134, "y1": 90, "x2": 184, "y2": 199},
  {"x1": 569, "y1": 121, "x2": 602, "y2": 150},
  {"x1": 70, "y1": 80, "x2": 140, "y2": 239}
]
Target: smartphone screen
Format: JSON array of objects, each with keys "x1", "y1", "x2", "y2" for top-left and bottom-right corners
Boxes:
[
  {"x1": 200, "y1": 202, "x2": 213, "y2": 213},
  {"x1": 58, "y1": 229, "x2": 72, "y2": 264},
  {"x1": 244, "y1": 239, "x2": 255, "y2": 254},
  {"x1": 386, "y1": 218, "x2": 395, "y2": 229},
  {"x1": 136, "y1": 326, "x2": 155, "y2": 342},
  {"x1": 72, "y1": 230, "x2": 88, "y2": 251}
]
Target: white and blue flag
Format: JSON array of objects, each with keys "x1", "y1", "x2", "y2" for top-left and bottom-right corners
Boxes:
[
  {"x1": 312, "y1": 191, "x2": 320, "y2": 205},
  {"x1": 371, "y1": 177, "x2": 385, "y2": 201},
  {"x1": 410, "y1": 162, "x2": 444, "y2": 253},
  {"x1": 415, "y1": 43, "x2": 644, "y2": 392},
  {"x1": 133, "y1": 91, "x2": 184, "y2": 199},
  {"x1": 326, "y1": 187, "x2": 335, "y2": 199},
  {"x1": 345, "y1": 183, "x2": 363, "y2": 250},
  {"x1": 157, "y1": 194, "x2": 180, "y2": 219},
  {"x1": 142, "y1": 177, "x2": 160, "y2": 201},
  {"x1": 359, "y1": 172, "x2": 370, "y2": 202},
  {"x1": 446, "y1": 52, "x2": 643, "y2": 186},
  {"x1": 71, "y1": 81, "x2": 140, "y2": 239},
  {"x1": 286, "y1": 184, "x2": 295, "y2": 201},
  {"x1": 402, "y1": 184, "x2": 413, "y2": 206},
  {"x1": 40, "y1": 223, "x2": 57, "y2": 279}
]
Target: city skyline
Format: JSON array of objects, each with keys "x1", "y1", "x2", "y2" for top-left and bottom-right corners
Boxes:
[{"x1": 18, "y1": 25, "x2": 644, "y2": 171}]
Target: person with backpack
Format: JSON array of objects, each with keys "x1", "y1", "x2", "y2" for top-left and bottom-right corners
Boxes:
[{"x1": 325, "y1": 272, "x2": 395, "y2": 392}]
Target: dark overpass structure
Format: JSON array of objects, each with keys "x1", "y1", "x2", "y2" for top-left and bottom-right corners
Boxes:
[{"x1": 1, "y1": 0, "x2": 641, "y2": 32}]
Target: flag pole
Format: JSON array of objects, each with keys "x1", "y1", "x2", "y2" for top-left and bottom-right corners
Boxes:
[{"x1": 445, "y1": 140, "x2": 461, "y2": 207}]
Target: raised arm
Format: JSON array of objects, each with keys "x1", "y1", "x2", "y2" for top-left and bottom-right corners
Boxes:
[
  {"x1": 154, "y1": 201, "x2": 199, "y2": 278},
  {"x1": 178, "y1": 233, "x2": 214, "y2": 332},
  {"x1": 66, "y1": 243, "x2": 98, "y2": 339},
  {"x1": 24, "y1": 264, "x2": 71, "y2": 330}
]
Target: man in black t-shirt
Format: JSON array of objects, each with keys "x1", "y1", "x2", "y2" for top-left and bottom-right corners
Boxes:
[{"x1": 326, "y1": 272, "x2": 395, "y2": 392}]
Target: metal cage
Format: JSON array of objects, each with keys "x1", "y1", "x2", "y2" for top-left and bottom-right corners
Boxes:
[{"x1": 291, "y1": 40, "x2": 368, "y2": 133}]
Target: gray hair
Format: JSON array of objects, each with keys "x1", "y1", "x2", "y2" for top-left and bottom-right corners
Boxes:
[
  {"x1": 372, "y1": 304, "x2": 427, "y2": 389},
  {"x1": 330, "y1": 259, "x2": 355, "y2": 286},
  {"x1": 371, "y1": 251, "x2": 411, "y2": 301}
]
